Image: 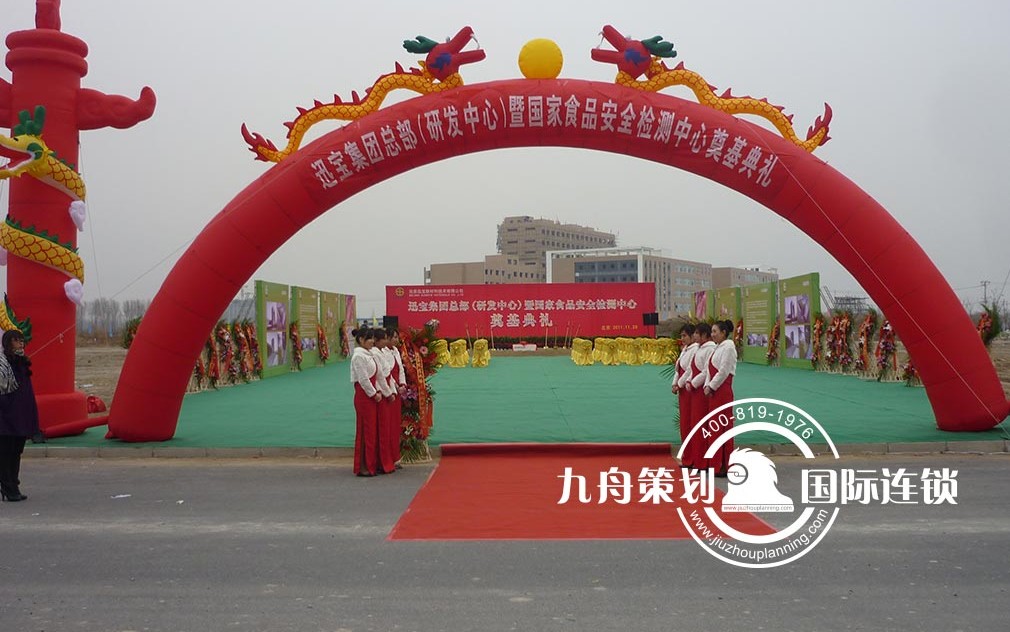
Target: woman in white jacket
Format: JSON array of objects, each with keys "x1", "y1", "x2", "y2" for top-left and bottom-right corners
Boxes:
[
  {"x1": 350, "y1": 328, "x2": 382, "y2": 476},
  {"x1": 702, "y1": 319, "x2": 738, "y2": 476},
  {"x1": 370, "y1": 328, "x2": 396, "y2": 474},
  {"x1": 672, "y1": 324, "x2": 698, "y2": 468}
]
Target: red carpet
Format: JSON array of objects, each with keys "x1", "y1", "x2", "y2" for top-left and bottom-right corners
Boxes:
[{"x1": 389, "y1": 443, "x2": 775, "y2": 540}]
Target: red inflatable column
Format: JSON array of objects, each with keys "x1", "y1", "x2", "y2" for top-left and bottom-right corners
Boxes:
[{"x1": 2, "y1": 4, "x2": 154, "y2": 437}]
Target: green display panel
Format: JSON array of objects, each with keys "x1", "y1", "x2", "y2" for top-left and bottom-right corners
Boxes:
[
  {"x1": 292, "y1": 287, "x2": 320, "y2": 367},
  {"x1": 741, "y1": 282, "x2": 777, "y2": 364},
  {"x1": 778, "y1": 273, "x2": 821, "y2": 370},
  {"x1": 318, "y1": 291, "x2": 346, "y2": 361},
  {"x1": 255, "y1": 280, "x2": 291, "y2": 378},
  {"x1": 712, "y1": 287, "x2": 741, "y2": 323}
]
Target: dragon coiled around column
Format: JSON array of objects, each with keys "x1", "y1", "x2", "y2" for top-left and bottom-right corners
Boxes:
[
  {"x1": 0, "y1": 106, "x2": 87, "y2": 336},
  {"x1": 592, "y1": 25, "x2": 832, "y2": 152},
  {"x1": 242, "y1": 26, "x2": 485, "y2": 163}
]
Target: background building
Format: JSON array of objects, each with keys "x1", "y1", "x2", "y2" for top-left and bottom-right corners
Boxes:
[
  {"x1": 426, "y1": 216, "x2": 617, "y2": 285},
  {"x1": 712, "y1": 266, "x2": 779, "y2": 288},
  {"x1": 496, "y1": 216, "x2": 617, "y2": 282},
  {"x1": 548, "y1": 247, "x2": 712, "y2": 320},
  {"x1": 425, "y1": 254, "x2": 543, "y2": 285}
]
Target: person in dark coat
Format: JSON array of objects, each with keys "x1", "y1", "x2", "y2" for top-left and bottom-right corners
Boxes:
[{"x1": 0, "y1": 329, "x2": 40, "y2": 502}]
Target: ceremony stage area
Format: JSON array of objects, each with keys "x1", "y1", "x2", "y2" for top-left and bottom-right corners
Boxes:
[{"x1": 43, "y1": 357, "x2": 1007, "y2": 450}]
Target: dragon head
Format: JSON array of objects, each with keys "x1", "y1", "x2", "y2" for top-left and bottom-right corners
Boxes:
[
  {"x1": 0, "y1": 106, "x2": 50, "y2": 179},
  {"x1": 591, "y1": 25, "x2": 676, "y2": 79},
  {"x1": 403, "y1": 26, "x2": 486, "y2": 81}
]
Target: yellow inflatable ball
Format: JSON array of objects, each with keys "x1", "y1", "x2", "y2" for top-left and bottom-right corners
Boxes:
[{"x1": 519, "y1": 38, "x2": 563, "y2": 79}]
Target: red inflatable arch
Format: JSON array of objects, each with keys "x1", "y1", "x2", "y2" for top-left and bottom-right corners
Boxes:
[{"x1": 108, "y1": 79, "x2": 1009, "y2": 440}]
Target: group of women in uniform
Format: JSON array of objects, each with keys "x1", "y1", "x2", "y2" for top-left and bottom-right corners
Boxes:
[
  {"x1": 672, "y1": 320, "x2": 738, "y2": 476},
  {"x1": 349, "y1": 327, "x2": 407, "y2": 476}
]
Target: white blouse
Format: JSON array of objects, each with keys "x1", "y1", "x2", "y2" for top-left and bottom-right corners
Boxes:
[
  {"x1": 350, "y1": 347, "x2": 378, "y2": 397},
  {"x1": 705, "y1": 339, "x2": 738, "y2": 391},
  {"x1": 370, "y1": 347, "x2": 394, "y2": 396},
  {"x1": 690, "y1": 341, "x2": 717, "y2": 389},
  {"x1": 391, "y1": 346, "x2": 407, "y2": 387},
  {"x1": 675, "y1": 342, "x2": 698, "y2": 388}
]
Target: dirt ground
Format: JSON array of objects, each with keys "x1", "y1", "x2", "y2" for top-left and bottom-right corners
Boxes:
[{"x1": 72, "y1": 337, "x2": 1010, "y2": 406}]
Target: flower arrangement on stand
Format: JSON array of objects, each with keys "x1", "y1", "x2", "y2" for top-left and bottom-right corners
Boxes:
[
  {"x1": 398, "y1": 319, "x2": 443, "y2": 463},
  {"x1": 192, "y1": 353, "x2": 206, "y2": 391},
  {"x1": 289, "y1": 321, "x2": 302, "y2": 371},
  {"x1": 977, "y1": 304, "x2": 1002, "y2": 348},
  {"x1": 826, "y1": 311, "x2": 854, "y2": 372},
  {"x1": 215, "y1": 321, "x2": 237, "y2": 384},
  {"x1": 244, "y1": 321, "x2": 262, "y2": 378},
  {"x1": 811, "y1": 314, "x2": 825, "y2": 370},
  {"x1": 766, "y1": 320, "x2": 780, "y2": 365},
  {"x1": 902, "y1": 360, "x2": 920, "y2": 387},
  {"x1": 232, "y1": 321, "x2": 253, "y2": 383},
  {"x1": 317, "y1": 323, "x2": 330, "y2": 364},
  {"x1": 121, "y1": 317, "x2": 142, "y2": 349},
  {"x1": 855, "y1": 310, "x2": 878, "y2": 376},
  {"x1": 733, "y1": 318, "x2": 744, "y2": 355},
  {"x1": 205, "y1": 332, "x2": 220, "y2": 389},
  {"x1": 875, "y1": 320, "x2": 898, "y2": 381},
  {"x1": 339, "y1": 321, "x2": 350, "y2": 358}
]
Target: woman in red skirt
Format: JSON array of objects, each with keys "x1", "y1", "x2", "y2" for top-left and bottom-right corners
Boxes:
[
  {"x1": 703, "y1": 319, "x2": 738, "y2": 477},
  {"x1": 370, "y1": 328, "x2": 396, "y2": 474},
  {"x1": 686, "y1": 322, "x2": 716, "y2": 472},
  {"x1": 350, "y1": 328, "x2": 382, "y2": 477},
  {"x1": 387, "y1": 328, "x2": 407, "y2": 469},
  {"x1": 672, "y1": 323, "x2": 698, "y2": 468}
]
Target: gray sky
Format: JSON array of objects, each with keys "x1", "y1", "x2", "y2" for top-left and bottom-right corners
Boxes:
[{"x1": 3, "y1": 0, "x2": 1009, "y2": 320}]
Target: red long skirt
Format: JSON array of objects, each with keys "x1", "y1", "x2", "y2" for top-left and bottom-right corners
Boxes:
[
  {"x1": 696, "y1": 373, "x2": 734, "y2": 474},
  {"x1": 353, "y1": 384, "x2": 379, "y2": 475},
  {"x1": 378, "y1": 397, "x2": 397, "y2": 474},
  {"x1": 684, "y1": 386, "x2": 709, "y2": 468}
]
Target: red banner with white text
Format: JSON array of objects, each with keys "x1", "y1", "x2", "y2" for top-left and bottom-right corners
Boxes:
[{"x1": 386, "y1": 283, "x2": 656, "y2": 340}]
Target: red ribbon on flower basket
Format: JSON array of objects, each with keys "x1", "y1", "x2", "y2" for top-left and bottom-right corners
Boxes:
[
  {"x1": 317, "y1": 323, "x2": 329, "y2": 364},
  {"x1": 289, "y1": 321, "x2": 302, "y2": 370},
  {"x1": 206, "y1": 333, "x2": 220, "y2": 389},
  {"x1": 734, "y1": 319, "x2": 744, "y2": 353},
  {"x1": 215, "y1": 323, "x2": 236, "y2": 384},
  {"x1": 232, "y1": 322, "x2": 252, "y2": 382},
  {"x1": 339, "y1": 322, "x2": 350, "y2": 357},
  {"x1": 193, "y1": 354, "x2": 206, "y2": 390},
  {"x1": 413, "y1": 349, "x2": 432, "y2": 438},
  {"x1": 832, "y1": 313, "x2": 853, "y2": 371},
  {"x1": 244, "y1": 322, "x2": 262, "y2": 378},
  {"x1": 766, "y1": 321, "x2": 780, "y2": 364},
  {"x1": 856, "y1": 312, "x2": 877, "y2": 373},
  {"x1": 811, "y1": 316, "x2": 824, "y2": 369}
]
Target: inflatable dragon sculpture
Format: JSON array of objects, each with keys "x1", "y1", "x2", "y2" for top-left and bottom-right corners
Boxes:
[
  {"x1": 0, "y1": 106, "x2": 87, "y2": 337},
  {"x1": 243, "y1": 26, "x2": 485, "y2": 163},
  {"x1": 592, "y1": 25, "x2": 832, "y2": 152}
]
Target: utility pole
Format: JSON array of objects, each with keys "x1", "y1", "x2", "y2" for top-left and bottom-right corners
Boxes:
[{"x1": 980, "y1": 280, "x2": 990, "y2": 305}]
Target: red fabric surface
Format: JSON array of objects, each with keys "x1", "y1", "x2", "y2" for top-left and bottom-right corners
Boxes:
[{"x1": 388, "y1": 443, "x2": 775, "y2": 540}]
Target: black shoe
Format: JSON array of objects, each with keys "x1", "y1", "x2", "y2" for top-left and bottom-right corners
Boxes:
[
  {"x1": 394, "y1": 463, "x2": 403, "y2": 470},
  {"x1": 1, "y1": 491, "x2": 28, "y2": 502}
]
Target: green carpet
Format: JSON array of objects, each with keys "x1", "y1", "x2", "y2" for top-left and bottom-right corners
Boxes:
[{"x1": 50, "y1": 356, "x2": 1007, "y2": 448}]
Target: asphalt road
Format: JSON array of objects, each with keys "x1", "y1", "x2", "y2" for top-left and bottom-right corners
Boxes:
[{"x1": 0, "y1": 454, "x2": 1007, "y2": 632}]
